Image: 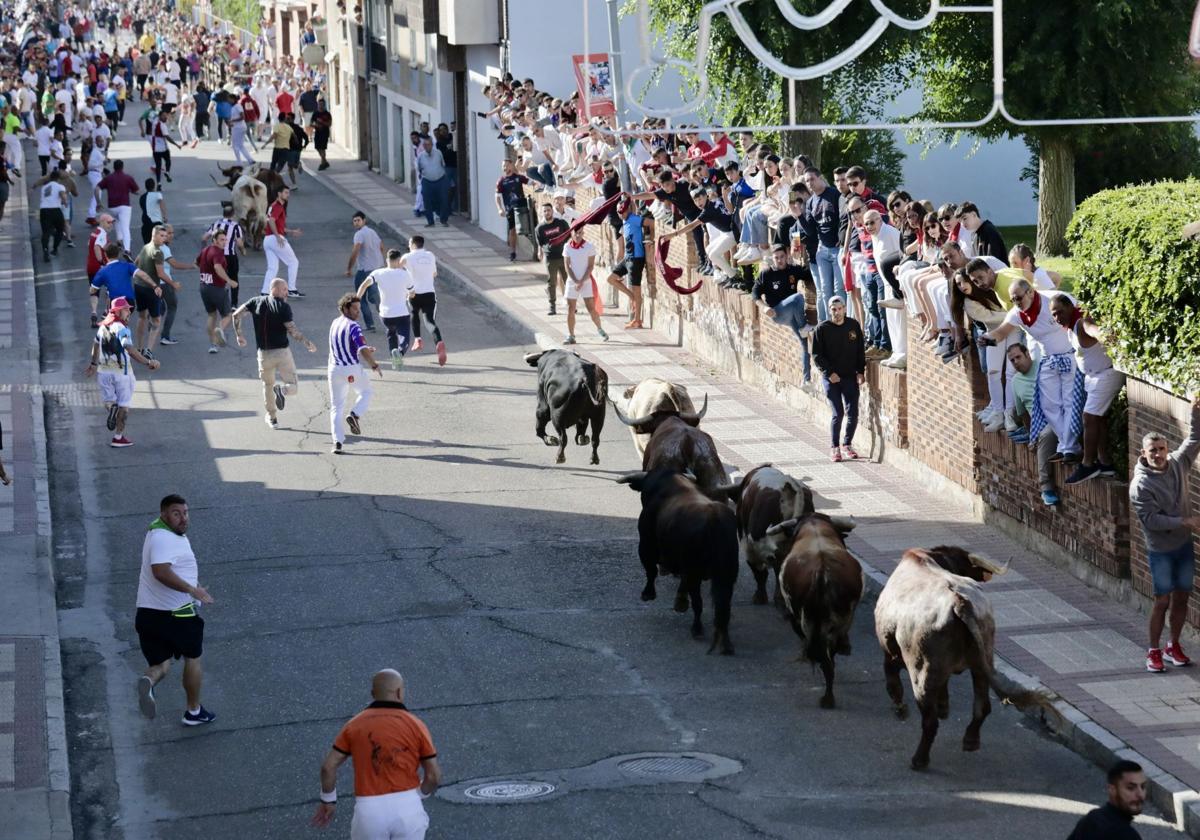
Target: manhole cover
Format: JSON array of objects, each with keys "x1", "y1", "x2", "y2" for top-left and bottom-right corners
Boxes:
[
  {"x1": 618, "y1": 756, "x2": 715, "y2": 778},
  {"x1": 463, "y1": 781, "x2": 557, "y2": 801}
]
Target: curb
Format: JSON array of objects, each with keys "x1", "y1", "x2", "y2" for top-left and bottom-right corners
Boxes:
[{"x1": 302, "y1": 159, "x2": 1200, "y2": 836}]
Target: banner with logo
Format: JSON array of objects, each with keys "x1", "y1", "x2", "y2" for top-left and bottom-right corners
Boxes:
[{"x1": 572, "y1": 53, "x2": 616, "y2": 119}]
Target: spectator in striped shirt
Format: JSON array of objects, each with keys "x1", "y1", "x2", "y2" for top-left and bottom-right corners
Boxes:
[
  {"x1": 327, "y1": 293, "x2": 383, "y2": 454},
  {"x1": 202, "y1": 206, "x2": 245, "y2": 306}
]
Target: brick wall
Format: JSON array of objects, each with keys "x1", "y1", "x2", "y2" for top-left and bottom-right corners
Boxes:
[{"x1": 1126, "y1": 378, "x2": 1200, "y2": 623}]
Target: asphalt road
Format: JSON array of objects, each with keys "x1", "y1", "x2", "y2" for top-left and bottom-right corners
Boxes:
[{"x1": 30, "y1": 132, "x2": 1183, "y2": 839}]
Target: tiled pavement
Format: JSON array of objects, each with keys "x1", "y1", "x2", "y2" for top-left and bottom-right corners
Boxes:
[{"x1": 307, "y1": 151, "x2": 1200, "y2": 813}]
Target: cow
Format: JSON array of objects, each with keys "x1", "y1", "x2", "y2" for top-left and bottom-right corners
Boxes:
[
  {"x1": 231, "y1": 174, "x2": 269, "y2": 251},
  {"x1": 524, "y1": 349, "x2": 607, "y2": 465},
  {"x1": 735, "y1": 465, "x2": 814, "y2": 606},
  {"x1": 874, "y1": 547, "x2": 1060, "y2": 770},
  {"x1": 617, "y1": 468, "x2": 738, "y2": 654},
  {"x1": 212, "y1": 163, "x2": 287, "y2": 202},
  {"x1": 611, "y1": 396, "x2": 739, "y2": 502},
  {"x1": 616, "y1": 378, "x2": 696, "y2": 457},
  {"x1": 765, "y1": 513, "x2": 861, "y2": 708}
]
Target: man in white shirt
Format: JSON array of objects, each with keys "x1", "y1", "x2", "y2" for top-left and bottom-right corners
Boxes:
[
  {"x1": 863, "y1": 209, "x2": 906, "y2": 367},
  {"x1": 35, "y1": 121, "x2": 53, "y2": 175},
  {"x1": 552, "y1": 192, "x2": 580, "y2": 226},
  {"x1": 54, "y1": 83, "x2": 74, "y2": 127},
  {"x1": 133, "y1": 494, "x2": 217, "y2": 726},
  {"x1": 399, "y1": 235, "x2": 446, "y2": 365},
  {"x1": 562, "y1": 226, "x2": 608, "y2": 345},
  {"x1": 356, "y1": 249, "x2": 414, "y2": 370}
]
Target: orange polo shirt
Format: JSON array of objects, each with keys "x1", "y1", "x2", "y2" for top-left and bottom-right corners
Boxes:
[{"x1": 332, "y1": 701, "x2": 437, "y2": 796}]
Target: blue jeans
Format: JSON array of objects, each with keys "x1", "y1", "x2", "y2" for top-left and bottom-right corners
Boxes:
[
  {"x1": 354, "y1": 270, "x2": 380, "y2": 329},
  {"x1": 525, "y1": 164, "x2": 554, "y2": 189},
  {"x1": 421, "y1": 175, "x2": 449, "y2": 225},
  {"x1": 861, "y1": 270, "x2": 890, "y2": 351},
  {"x1": 446, "y1": 165, "x2": 458, "y2": 213},
  {"x1": 814, "y1": 243, "x2": 843, "y2": 323},
  {"x1": 739, "y1": 207, "x2": 770, "y2": 246},
  {"x1": 823, "y1": 376, "x2": 860, "y2": 448},
  {"x1": 771, "y1": 292, "x2": 812, "y2": 381},
  {"x1": 1149, "y1": 540, "x2": 1195, "y2": 596}
]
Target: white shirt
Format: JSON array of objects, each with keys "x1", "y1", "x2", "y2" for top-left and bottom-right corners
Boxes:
[
  {"x1": 50, "y1": 139, "x2": 64, "y2": 161},
  {"x1": 366, "y1": 267, "x2": 414, "y2": 317},
  {"x1": 553, "y1": 207, "x2": 580, "y2": 226},
  {"x1": 164, "y1": 82, "x2": 179, "y2": 105},
  {"x1": 1002, "y1": 290, "x2": 1077, "y2": 356},
  {"x1": 38, "y1": 180, "x2": 67, "y2": 210},
  {"x1": 54, "y1": 88, "x2": 73, "y2": 123},
  {"x1": 35, "y1": 125, "x2": 52, "y2": 155},
  {"x1": 93, "y1": 122, "x2": 111, "y2": 147},
  {"x1": 869, "y1": 222, "x2": 902, "y2": 261},
  {"x1": 18, "y1": 87, "x2": 34, "y2": 111},
  {"x1": 564, "y1": 240, "x2": 596, "y2": 280},
  {"x1": 404, "y1": 249, "x2": 437, "y2": 294},
  {"x1": 21, "y1": 69, "x2": 38, "y2": 89},
  {"x1": 136, "y1": 524, "x2": 199, "y2": 611}
]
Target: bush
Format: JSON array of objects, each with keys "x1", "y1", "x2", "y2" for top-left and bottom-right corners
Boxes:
[{"x1": 1066, "y1": 180, "x2": 1200, "y2": 394}]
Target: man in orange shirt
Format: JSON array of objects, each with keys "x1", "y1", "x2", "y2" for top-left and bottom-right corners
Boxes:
[{"x1": 312, "y1": 669, "x2": 441, "y2": 838}]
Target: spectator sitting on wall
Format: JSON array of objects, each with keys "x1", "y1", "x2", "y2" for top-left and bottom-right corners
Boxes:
[
  {"x1": 1129, "y1": 393, "x2": 1200, "y2": 674},
  {"x1": 1005, "y1": 342, "x2": 1062, "y2": 507},
  {"x1": 752, "y1": 245, "x2": 814, "y2": 382},
  {"x1": 957, "y1": 201, "x2": 1007, "y2": 264},
  {"x1": 1050, "y1": 295, "x2": 1126, "y2": 485}
]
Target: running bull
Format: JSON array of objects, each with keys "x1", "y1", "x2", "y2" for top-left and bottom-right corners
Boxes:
[
  {"x1": 874, "y1": 547, "x2": 1059, "y2": 770},
  {"x1": 735, "y1": 465, "x2": 814, "y2": 606},
  {"x1": 524, "y1": 349, "x2": 607, "y2": 465},
  {"x1": 617, "y1": 467, "x2": 739, "y2": 654},
  {"x1": 617, "y1": 378, "x2": 696, "y2": 457},
  {"x1": 766, "y1": 512, "x2": 861, "y2": 708}
]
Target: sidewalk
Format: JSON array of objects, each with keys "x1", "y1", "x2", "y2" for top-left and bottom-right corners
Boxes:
[
  {"x1": 0, "y1": 177, "x2": 72, "y2": 836},
  {"x1": 306, "y1": 145, "x2": 1200, "y2": 831}
]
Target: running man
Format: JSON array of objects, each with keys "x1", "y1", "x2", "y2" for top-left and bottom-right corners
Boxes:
[
  {"x1": 232, "y1": 279, "x2": 318, "y2": 429},
  {"x1": 562, "y1": 226, "x2": 608, "y2": 344},
  {"x1": 327, "y1": 293, "x2": 383, "y2": 454},
  {"x1": 399, "y1": 235, "x2": 447, "y2": 366},
  {"x1": 345, "y1": 211, "x2": 386, "y2": 332},
  {"x1": 134, "y1": 494, "x2": 217, "y2": 726},
  {"x1": 87, "y1": 214, "x2": 115, "y2": 327},
  {"x1": 356, "y1": 249, "x2": 414, "y2": 371},
  {"x1": 197, "y1": 229, "x2": 236, "y2": 353},
  {"x1": 202, "y1": 205, "x2": 245, "y2": 307},
  {"x1": 84, "y1": 296, "x2": 160, "y2": 448},
  {"x1": 261, "y1": 185, "x2": 303, "y2": 297},
  {"x1": 97, "y1": 159, "x2": 140, "y2": 253},
  {"x1": 311, "y1": 669, "x2": 441, "y2": 837}
]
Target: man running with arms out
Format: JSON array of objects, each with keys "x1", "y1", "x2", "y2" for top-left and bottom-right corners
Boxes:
[
  {"x1": 261, "y1": 185, "x2": 303, "y2": 297},
  {"x1": 232, "y1": 278, "x2": 317, "y2": 429},
  {"x1": 357, "y1": 250, "x2": 415, "y2": 371},
  {"x1": 134, "y1": 494, "x2": 216, "y2": 726},
  {"x1": 328, "y1": 294, "x2": 383, "y2": 454},
  {"x1": 399, "y1": 235, "x2": 447, "y2": 366},
  {"x1": 312, "y1": 669, "x2": 440, "y2": 838},
  {"x1": 84, "y1": 296, "x2": 160, "y2": 448},
  {"x1": 197, "y1": 229, "x2": 236, "y2": 353},
  {"x1": 1130, "y1": 393, "x2": 1200, "y2": 674}
]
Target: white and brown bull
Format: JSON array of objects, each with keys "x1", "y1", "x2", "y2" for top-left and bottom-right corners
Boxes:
[
  {"x1": 735, "y1": 465, "x2": 814, "y2": 606},
  {"x1": 617, "y1": 378, "x2": 696, "y2": 457},
  {"x1": 230, "y1": 174, "x2": 269, "y2": 251},
  {"x1": 611, "y1": 395, "x2": 739, "y2": 503},
  {"x1": 766, "y1": 513, "x2": 861, "y2": 708},
  {"x1": 875, "y1": 547, "x2": 1060, "y2": 770}
]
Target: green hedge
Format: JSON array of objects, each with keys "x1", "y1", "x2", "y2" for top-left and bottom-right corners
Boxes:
[{"x1": 1067, "y1": 180, "x2": 1200, "y2": 394}]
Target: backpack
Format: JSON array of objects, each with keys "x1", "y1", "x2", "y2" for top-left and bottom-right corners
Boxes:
[{"x1": 98, "y1": 324, "x2": 125, "y2": 365}]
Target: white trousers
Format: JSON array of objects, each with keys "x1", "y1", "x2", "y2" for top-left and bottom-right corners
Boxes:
[
  {"x1": 929, "y1": 276, "x2": 951, "y2": 330},
  {"x1": 4, "y1": 133, "x2": 22, "y2": 171},
  {"x1": 328, "y1": 365, "x2": 372, "y2": 443},
  {"x1": 897, "y1": 263, "x2": 925, "y2": 318},
  {"x1": 984, "y1": 331, "x2": 1019, "y2": 414},
  {"x1": 705, "y1": 231, "x2": 736, "y2": 278},
  {"x1": 87, "y1": 170, "x2": 102, "y2": 218},
  {"x1": 262, "y1": 235, "x2": 299, "y2": 292},
  {"x1": 350, "y1": 790, "x2": 428, "y2": 840},
  {"x1": 883, "y1": 280, "x2": 907, "y2": 356},
  {"x1": 1039, "y1": 356, "x2": 1080, "y2": 455},
  {"x1": 231, "y1": 126, "x2": 253, "y2": 164},
  {"x1": 112, "y1": 205, "x2": 132, "y2": 251}
]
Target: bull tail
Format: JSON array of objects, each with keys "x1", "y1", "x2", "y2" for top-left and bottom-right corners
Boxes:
[
  {"x1": 583, "y1": 364, "x2": 608, "y2": 406},
  {"x1": 798, "y1": 565, "x2": 833, "y2": 665},
  {"x1": 954, "y1": 596, "x2": 1063, "y2": 726}
]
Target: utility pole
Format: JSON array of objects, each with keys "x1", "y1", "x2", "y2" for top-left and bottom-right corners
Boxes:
[{"x1": 605, "y1": 0, "x2": 631, "y2": 194}]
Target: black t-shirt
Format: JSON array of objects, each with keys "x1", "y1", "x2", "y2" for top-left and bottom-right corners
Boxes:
[
  {"x1": 1066, "y1": 803, "x2": 1140, "y2": 840},
  {"x1": 752, "y1": 266, "x2": 802, "y2": 308},
  {"x1": 298, "y1": 90, "x2": 318, "y2": 113},
  {"x1": 245, "y1": 294, "x2": 293, "y2": 350},
  {"x1": 536, "y1": 218, "x2": 570, "y2": 260},
  {"x1": 436, "y1": 137, "x2": 457, "y2": 167},
  {"x1": 655, "y1": 185, "x2": 700, "y2": 221},
  {"x1": 288, "y1": 122, "x2": 308, "y2": 150},
  {"x1": 496, "y1": 173, "x2": 528, "y2": 210},
  {"x1": 697, "y1": 204, "x2": 732, "y2": 233}
]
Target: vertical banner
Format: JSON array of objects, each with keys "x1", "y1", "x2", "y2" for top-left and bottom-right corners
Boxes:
[{"x1": 572, "y1": 53, "x2": 616, "y2": 120}]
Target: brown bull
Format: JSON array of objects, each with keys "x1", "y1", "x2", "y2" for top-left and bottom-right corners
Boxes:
[
  {"x1": 767, "y1": 513, "x2": 861, "y2": 708},
  {"x1": 736, "y1": 465, "x2": 814, "y2": 606},
  {"x1": 874, "y1": 547, "x2": 1060, "y2": 770}
]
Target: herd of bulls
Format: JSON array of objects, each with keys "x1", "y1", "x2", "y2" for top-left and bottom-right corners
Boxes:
[{"x1": 525, "y1": 350, "x2": 1060, "y2": 770}]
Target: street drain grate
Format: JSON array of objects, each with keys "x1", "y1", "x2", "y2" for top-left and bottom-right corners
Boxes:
[
  {"x1": 463, "y1": 781, "x2": 557, "y2": 802},
  {"x1": 618, "y1": 755, "x2": 715, "y2": 778}
]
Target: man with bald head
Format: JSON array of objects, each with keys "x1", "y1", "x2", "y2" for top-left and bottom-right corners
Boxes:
[
  {"x1": 231, "y1": 278, "x2": 317, "y2": 429},
  {"x1": 312, "y1": 669, "x2": 441, "y2": 838}
]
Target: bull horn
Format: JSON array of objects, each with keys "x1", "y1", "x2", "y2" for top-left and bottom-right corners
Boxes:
[
  {"x1": 615, "y1": 471, "x2": 647, "y2": 486},
  {"x1": 523, "y1": 351, "x2": 544, "y2": 368},
  {"x1": 609, "y1": 398, "x2": 654, "y2": 428},
  {"x1": 968, "y1": 552, "x2": 1011, "y2": 576},
  {"x1": 678, "y1": 393, "x2": 708, "y2": 425},
  {"x1": 828, "y1": 515, "x2": 856, "y2": 533},
  {"x1": 765, "y1": 518, "x2": 798, "y2": 537}
]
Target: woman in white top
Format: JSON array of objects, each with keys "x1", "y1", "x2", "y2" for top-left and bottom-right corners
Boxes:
[
  {"x1": 733, "y1": 155, "x2": 785, "y2": 266},
  {"x1": 1009, "y1": 243, "x2": 1062, "y2": 289},
  {"x1": 952, "y1": 269, "x2": 1014, "y2": 429}
]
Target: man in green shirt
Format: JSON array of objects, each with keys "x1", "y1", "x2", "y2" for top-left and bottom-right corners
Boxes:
[
  {"x1": 1006, "y1": 343, "x2": 1061, "y2": 507},
  {"x1": 133, "y1": 226, "x2": 170, "y2": 357}
]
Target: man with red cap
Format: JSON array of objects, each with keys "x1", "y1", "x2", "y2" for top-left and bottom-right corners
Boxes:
[{"x1": 84, "y1": 297, "x2": 160, "y2": 448}]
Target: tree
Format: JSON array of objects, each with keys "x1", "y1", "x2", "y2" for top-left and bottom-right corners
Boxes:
[
  {"x1": 916, "y1": 1, "x2": 1200, "y2": 255},
  {"x1": 638, "y1": 0, "x2": 916, "y2": 173}
]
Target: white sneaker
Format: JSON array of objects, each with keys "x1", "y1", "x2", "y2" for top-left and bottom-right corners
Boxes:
[
  {"x1": 736, "y1": 247, "x2": 764, "y2": 266},
  {"x1": 732, "y1": 244, "x2": 751, "y2": 262},
  {"x1": 882, "y1": 353, "x2": 906, "y2": 368},
  {"x1": 208, "y1": 345, "x2": 219, "y2": 354},
  {"x1": 977, "y1": 407, "x2": 998, "y2": 422},
  {"x1": 983, "y1": 415, "x2": 1005, "y2": 433}
]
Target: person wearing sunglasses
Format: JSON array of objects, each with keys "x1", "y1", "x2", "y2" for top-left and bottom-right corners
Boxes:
[
  {"x1": 839, "y1": 166, "x2": 887, "y2": 332},
  {"x1": 858, "y1": 209, "x2": 896, "y2": 360}
]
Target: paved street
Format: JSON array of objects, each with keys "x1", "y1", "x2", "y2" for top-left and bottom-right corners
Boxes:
[{"x1": 28, "y1": 135, "x2": 1184, "y2": 840}]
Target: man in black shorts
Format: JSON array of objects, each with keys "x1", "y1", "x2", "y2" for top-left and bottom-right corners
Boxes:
[
  {"x1": 604, "y1": 199, "x2": 651, "y2": 328},
  {"x1": 131, "y1": 226, "x2": 169, "y2": 359},
  {"x1": 135, "y1": 494, "x2": 216, "y2": 725},
  {"x1": 494, "y1": 159, "x2": 529, "y2": 262}
]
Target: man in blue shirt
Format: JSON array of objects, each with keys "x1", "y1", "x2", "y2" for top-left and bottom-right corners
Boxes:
[
  {"x1": 603, "y1": 199, "x2": 651, "y2": 329},
  {"x1": 802, "y1": 167, "x2": 847, "y2": 323},
  {"x1": 90, "y1": 243, "x2": 138, "y2": 324}
]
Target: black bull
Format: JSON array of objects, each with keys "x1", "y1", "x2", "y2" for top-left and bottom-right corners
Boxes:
[{"x1": 525, "y1": 350, "x2": 607, "y2": 464}]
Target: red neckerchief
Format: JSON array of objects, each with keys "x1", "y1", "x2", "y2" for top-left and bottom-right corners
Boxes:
[
  {"x1": 100, "y1": 311, "x2": 124, "y2": 327},
  {"x1": 568, "y1": 238, "x2": 586, "y2": 249},
  {"x1": 1065, "y1": 307, "x2": 1083, "y2": 331},
  {"x1": 1019, "y1": 290, "x2": 1042, "y2": 327}
]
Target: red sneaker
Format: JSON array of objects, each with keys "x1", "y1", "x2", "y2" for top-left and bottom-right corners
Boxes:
[
  {"x1": 436, "y1": 340, "x2": 447, "y2": 366},
  {"x1": 841, "y1": 445, "x2": 860, "y2": 460},
  {"x1": 110, "y1": 435, "x2": 134, "y2": 448},
  {"x1": 1147, "y1": 648, "x2": 1166, "y2": 673},
  {"x1": 1165, "y1": 642, "x2": 1192, "y2": 667},
  {"x1": 830, "y1": 447, "x2": 843, "y2": 463}
]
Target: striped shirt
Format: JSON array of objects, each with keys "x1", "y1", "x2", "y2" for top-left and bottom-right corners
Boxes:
[
  {"x1": 328, "y1": 315, "x2": 366, "y2": 368},
  {"x1": 208, "y1": 218, "x2": 243, "y2": 256}
]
